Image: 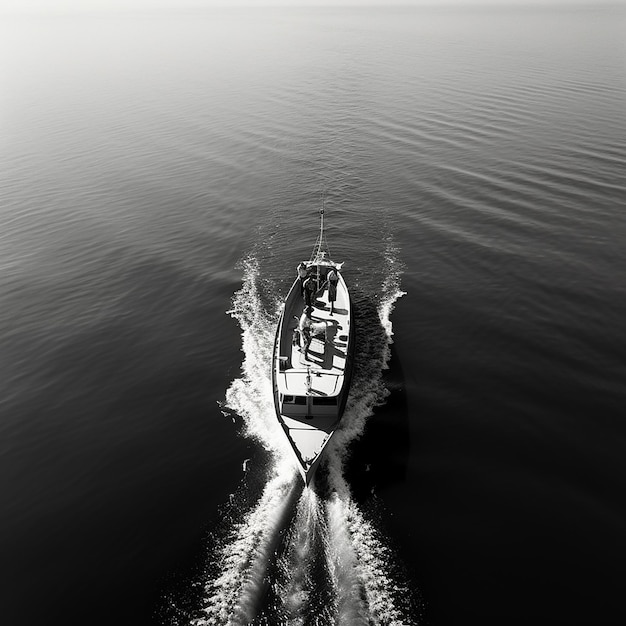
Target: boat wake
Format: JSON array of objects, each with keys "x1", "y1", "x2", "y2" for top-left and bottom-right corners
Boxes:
[{"x1": 189, "y1": 246, "x2": 418, "y2": 625}]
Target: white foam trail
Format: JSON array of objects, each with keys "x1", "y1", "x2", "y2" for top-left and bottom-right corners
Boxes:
[
  {"x1": 189, "y1": 259, "x2": 306, "y2": 625},
  {"x1": 347, "y1": 509, "x2": 410, "y2": 626},
  {"x1": 224, "y1": 257, "x2": 293, "y2": 462},
  {"x1": 379, "y1": 237, "x2": 407, "y2": 363},
  {"x1": 275, "y1": 489, "x2": 328, "y2": 625},
  {"x1": 194, "y1": 246, "x2": 414, "y2": 625},
  {"x1": 192, "y1": 461, "x2": 299, "y2": 626},
  {"x1": 326, "y1": 490, "x2": 370, "y2": 625},
  {"x1": 325, "y1": 462, "x2": 415, "y2": 626}
]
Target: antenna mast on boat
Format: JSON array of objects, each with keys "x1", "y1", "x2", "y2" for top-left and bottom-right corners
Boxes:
[
  {"x1": 311, "y1": 190, "x2": 331, "y2": 264},
  {"x1": 319, "y1": 191, "x2": 325, "y2": 255}
]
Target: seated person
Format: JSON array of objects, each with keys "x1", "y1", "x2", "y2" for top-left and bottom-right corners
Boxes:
[{"x1": 300, "y1": 308, "x2": 326, "y2": 332}]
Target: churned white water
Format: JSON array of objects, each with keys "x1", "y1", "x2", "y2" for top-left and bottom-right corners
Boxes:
[{"x1": 190, "y1": 250, "x2": 414, "y2": 625}]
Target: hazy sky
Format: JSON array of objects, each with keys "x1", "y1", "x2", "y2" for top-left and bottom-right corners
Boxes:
[{"x1": 2, "y1": 0, "x2": 621, "y2": 13}]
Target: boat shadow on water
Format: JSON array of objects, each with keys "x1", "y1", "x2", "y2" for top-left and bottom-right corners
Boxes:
[
  {"x1": 314, "y1": 292, "x2": 412, "y2": 504},
  {"x1": 328, "y1": 346, "x2": 411, "y2": 505}
]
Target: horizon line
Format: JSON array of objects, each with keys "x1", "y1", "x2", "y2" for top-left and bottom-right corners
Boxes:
[{"x1": 2, "y1": 0, "x2": 625, "y2": 18}]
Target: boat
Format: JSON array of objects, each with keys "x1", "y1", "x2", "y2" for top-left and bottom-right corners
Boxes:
[{"x1": 271, "y1": 206, "x2": 355, "y2": 486}]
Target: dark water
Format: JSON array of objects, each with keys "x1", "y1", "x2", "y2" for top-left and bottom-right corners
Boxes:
[{"x1": 1, "y1": 6, "x2": 626, "y2": 625}]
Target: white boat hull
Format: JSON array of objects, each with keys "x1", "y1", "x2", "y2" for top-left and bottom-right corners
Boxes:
[{"x1": 272, "y1": 264, "x2": 354, "y2": 485}]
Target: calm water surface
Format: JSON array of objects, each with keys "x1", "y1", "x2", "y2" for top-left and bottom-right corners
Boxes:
[{"x1": 1, "y1": 6, "x2": 625, "y2": 625}]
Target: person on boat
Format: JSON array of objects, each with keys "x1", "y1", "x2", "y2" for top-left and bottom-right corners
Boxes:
[
  {"x1": 299, "y1": 308, "x2": 313, "y2": 358},
  {"x1": 296, "y1": 262, "x2": 308, "y2": 297},
  {"x1": 327, "y1": 267, "x2": 339, "y2": 315},
  {"x1": 303, "y1": 275, "x2": 316, "y2": 307}
]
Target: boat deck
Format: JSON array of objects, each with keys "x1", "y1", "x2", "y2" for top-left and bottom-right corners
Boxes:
[{"x1": 276, "y1": 279, "x2": 351, "y2": 398}]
